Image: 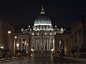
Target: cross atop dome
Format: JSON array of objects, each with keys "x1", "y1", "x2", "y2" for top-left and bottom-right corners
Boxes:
[
  {"x1": 40, "y1": 5, "x2": 45, "y2": 14},
  {"x1": 42, "y1": 5, "x2": 44, "y2": 10}
]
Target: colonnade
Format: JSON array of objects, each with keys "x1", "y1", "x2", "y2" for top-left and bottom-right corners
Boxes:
[
  {"x1": 15, "y1": 39, "x2": 29, "y2": 51},
  {"x1": 31, "y1": 38, "x2": 55, "y2": 51}
]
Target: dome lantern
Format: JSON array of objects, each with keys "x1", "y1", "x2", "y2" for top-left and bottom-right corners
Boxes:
[{"x1": 40, "y1": 6, "x2": 45, "y2": 14}]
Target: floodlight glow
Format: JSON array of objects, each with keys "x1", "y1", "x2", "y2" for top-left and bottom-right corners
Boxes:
[
  {"x1": 31, "y1": 49, "x2": 34, "y2": 51},
  {"x1": 45, "y1": 33, "x2": 46, "y2": 35},
  {"x1": 8, "y1": 31, "x2": 11, "y2": 34},
  {"x1": 28, "y1": 25, "x2": 30, "y2": 27},
  {"x1": 55, "y1": 25, "x2": 57, "y2": 27},
  {"x1": 16, "y1": 43, "x2": 19, "y2": 47},
  {"x1": 38, "y1": 33, "x2": 39, "y2": 35},
  {"x1": 22, "y1": 41, "x2": 24, "y2": 43},
  {"x1": 51, "y1": 49, "x2": 54, "y2": 51},
  {"x1": 50, "y1": 33, "x2": 52, "y2": 35},
  {"x1": 1, "y1": 47, "x2": 3, "y2": 49},
  {"x1": 32, "y1": 33, "x2": 34, "y2": 35},
  {"x1": 15, "y1": 36, "x2": 17, "y2": 38},
  {"x1": 34, "y1": 24, "x2": 52, "y2": 26}
]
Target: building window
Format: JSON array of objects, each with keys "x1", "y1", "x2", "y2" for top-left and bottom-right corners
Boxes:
[
  {"x1": 32, "y1": 33, "x2": 34, "y2": 35},
  {"x1": 38, "y1": 33, "x2": 39, "y2": 35},
  {"x1": 32, "y1": 43, "x2": 34, "y2": 49},
  {"x1": 50, "y1": 33, "x2": 52, "y2": 35},
  {"x1": 45, "y1": 43, "x2": 47, "y2": 50},
  {"x1": 59, "y1": 40, "x2": 61, "y2": 46},
  {"x1": 38, "y1": 39, "x2": 39, "y2": 42},
  {"x1": 38, "y1": 43, "x2": 39, "y2": 50},
  {"x1": 45, "y1": 33, "x2": 46, "y2": 35}
]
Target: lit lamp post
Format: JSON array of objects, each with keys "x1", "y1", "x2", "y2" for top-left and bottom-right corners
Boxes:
[
  {"x1": 16, "y1": 43, "x2": 19, "y2": 50},
  {"x1": 8, "y1": 31, "x2": 11, "y2": 51},
  {"x1": 8, "y1": 31, "x2": 11, "y2": 34},
  {"x1": 15, "y1": 36, "x2": 17, "y2": 52},
  {"x1": 15, "y1": 36, "x2": 17, "y2": 39},
  {"x1": 1, "y1": 47, "x2": 4, "y2": 49},
  {"x1": 31, "y1": 49, "x2": 34, "y2": 56},
  {"x1": 51, "y1": 49, "x2": 54, "y2": 54}
]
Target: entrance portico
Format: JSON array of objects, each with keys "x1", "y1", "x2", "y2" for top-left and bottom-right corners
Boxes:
[{"x1": 31, "y1": 36, "x2": 55, "y2": 52}]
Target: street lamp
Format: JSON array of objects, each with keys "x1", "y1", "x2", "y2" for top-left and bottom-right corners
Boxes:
[
  {"x1": 25, "y1": 43, "x2": 26, "y2": 45},
  {"x1": 31, "y1": 49, "x2": 34, "y2": 56},
  {"x1": 16, "y1": 43, "x2": 19, "y2": 47},
  {"x1": 51, "y1": 49, "x2": 54, "y2": 54},
  {"x1": 1, "y1": 47, "x2": 4, "y2": 49},
  {"x1": 8, "y1": 31, "x2": 11, "y2": 52},
  {"x1": 15, "y1": 35, "x2": 17, "y2": 53},
  {"x1": 15, "y1": 36, "x2": 17, "y2": 39},
  {"x1": 8, "y1": 31, "x2": 11, "y2": 34}
]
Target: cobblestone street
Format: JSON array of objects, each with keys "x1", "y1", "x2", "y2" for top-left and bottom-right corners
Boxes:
[{"x1": 0, "y1": 54, "x2": 86, "y2": 64}]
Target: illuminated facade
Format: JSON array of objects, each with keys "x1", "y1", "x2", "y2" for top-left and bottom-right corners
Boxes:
[
  {"x1": 15, "y1": 6, "x2": 65, "y2": 53},
  {"x1": 0, "y1": 22, "x2": 15, "y2": 57},
  {"x1": 55, "y1": 15, "x2": 86, "y2": 56}
]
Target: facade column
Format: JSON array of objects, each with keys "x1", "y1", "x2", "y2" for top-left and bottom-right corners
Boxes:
[
  {"x1": 23, "y1": 40, "x2": 25, "y2": 50},
  {"x1": 19, "y1": 39, "x2": 21, "y2": 50},
  {"x1": 26, "y1": 39, "x2": 27, "y2": 51},
  {"x1": 36, "y1": 38, "x2": 38, "y2": 50},
  {"x1": 52, "y1": 39, "x2": 53, "y2": 49},
  {"x1": 24, "y1": 40, "x2": 26, "y2": 51},
  {"x1": 31, "y1": 39, "x2": 32, "y2": 49},
  {"x1": 47, "y1": 38, "x2": 48, "y2": 50},
  {"x1": 39, "y1": 39, "x2": 41, "y2": 50},
  {"x1": 66, "y1": 39, "x2": 68, "y2": 56},
  {"x1": 44, "y1": 39, "x2": 45, "y2": 50},
  {"x1": 34, "y1": 42, "x2": 35, "y2": 51},
  {"x1": 15, "y1": 38, "x2": 17, "y2": 51},
  {"x1": 49, "y1": 43, "x2": 50, "y2": 50},
  {"x1": 53, "y1": 38, "x2": 54, "y2": 49},
  {"x1": 21, "y1": 39, "x2": 23, "y2": 51},
  {"x1": 48, "y1": 38, "x2": 49, "y2": 50},
  {"x1": 31, "y1": 42, "x2": 36, "y2": 51}
]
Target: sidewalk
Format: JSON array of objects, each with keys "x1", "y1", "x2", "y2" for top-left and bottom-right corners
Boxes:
[
  {"x1": 53, "y1": 54, "x2": 86, "y2": 62},
  {"x1": 0, "y1": 57, "x2": 24, "y2": 63},
  {"x1": 62, "y1": 56, "x2": 86, "y2": 62}
]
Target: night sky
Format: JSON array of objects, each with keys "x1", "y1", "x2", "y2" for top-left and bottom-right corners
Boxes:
[{"x1": 0, "y1": 0, "x2": 86, "y2": 29}]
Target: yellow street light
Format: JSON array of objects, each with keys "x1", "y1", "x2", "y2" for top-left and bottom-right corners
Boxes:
[
  {"x1": 16, "y1": 43, "x2": 19, "y2": 47},
  {"x1": 1, "y1": 47, "x2": 3, "y2": 49},
  {"x1": 8, "y1": 31, "x2": 11, "y2": 34},
  {"x1": 15, "y1": 36, "x2": 17, "y2": 38}
]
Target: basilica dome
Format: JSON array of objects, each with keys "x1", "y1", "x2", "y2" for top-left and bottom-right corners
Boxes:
[{"x1": 34, "y1": 6, "x2": 52, "y2": 26}]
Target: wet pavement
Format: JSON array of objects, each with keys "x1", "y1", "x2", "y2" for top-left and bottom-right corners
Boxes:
[{"x1": 0, "y1": 54, "x2": 86, "y2": 64}]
